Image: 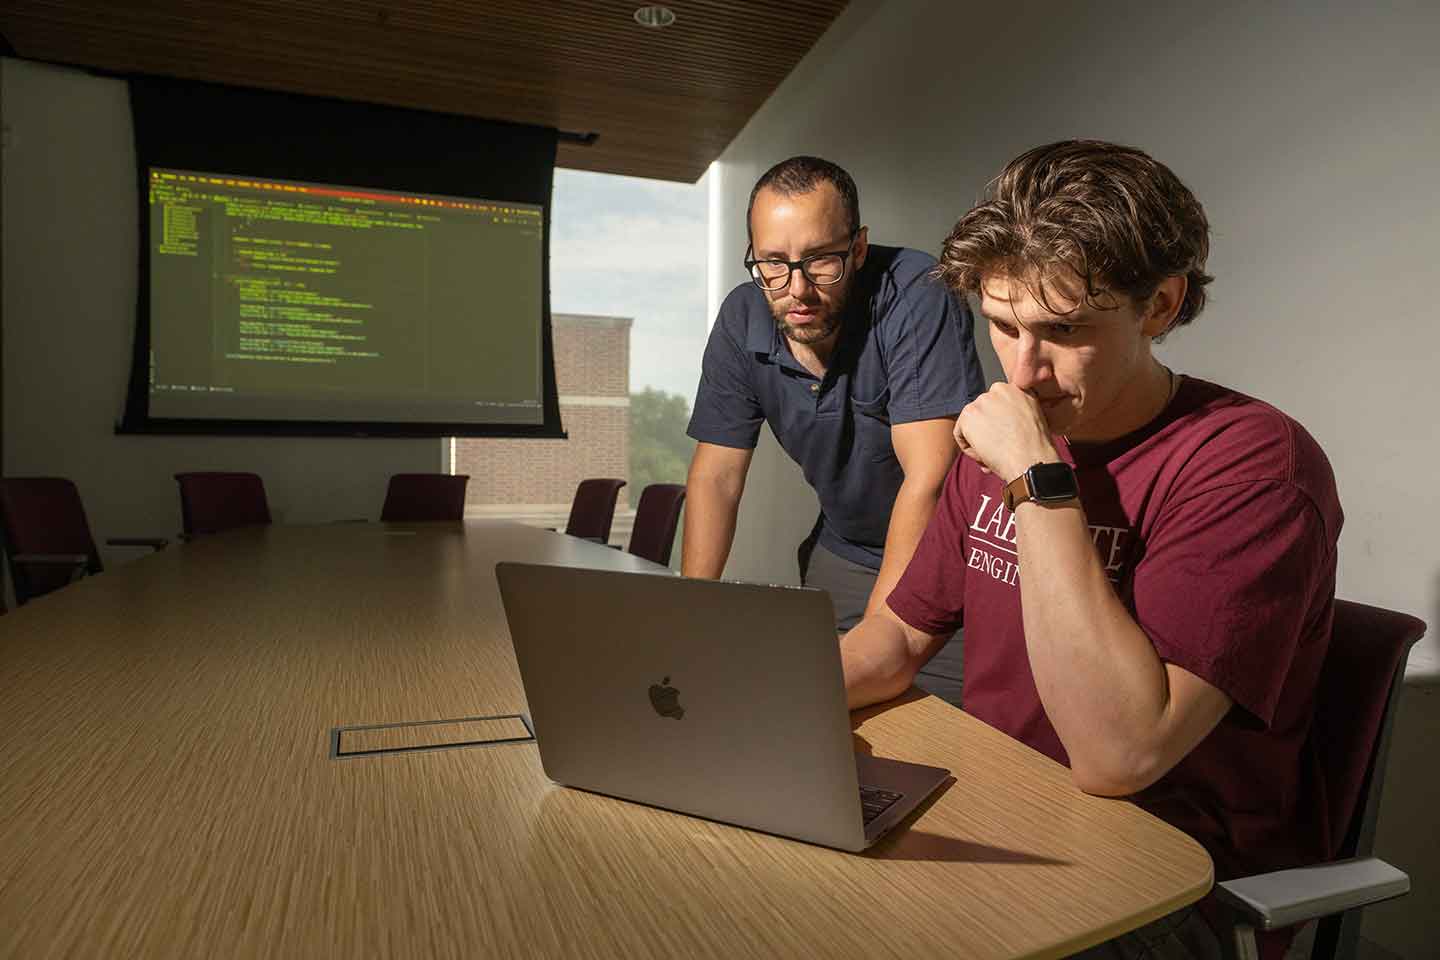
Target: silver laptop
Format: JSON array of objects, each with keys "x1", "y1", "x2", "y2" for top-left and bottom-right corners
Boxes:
[{"x1": 495, "y1": 562, "x2": 949, "y2": 852}]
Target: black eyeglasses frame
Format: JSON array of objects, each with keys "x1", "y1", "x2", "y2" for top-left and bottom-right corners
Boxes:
[{"x1": 743, "y1": 230, "x2": 860, "y2": 291}]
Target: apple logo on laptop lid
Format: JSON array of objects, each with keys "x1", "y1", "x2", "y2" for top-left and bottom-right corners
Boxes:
[{"x1": 648, "y1": 676, "x2": 684, "y2": 719}]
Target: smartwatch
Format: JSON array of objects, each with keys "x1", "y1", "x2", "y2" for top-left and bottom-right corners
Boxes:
[{"x1": 1002, "y1": 462, "x2": 1079, "y2": 511}]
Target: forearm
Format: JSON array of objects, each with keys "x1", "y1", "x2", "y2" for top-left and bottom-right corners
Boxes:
[
  {"x1": 1014, "y1": 500, "x2": 1172, "y2": 792},
  {"x1": 865, "y1": 479, "x2": 944, "y2": 617},
  {"x1": 680, "y1": 478, "x2": 743, "y2": 579}
]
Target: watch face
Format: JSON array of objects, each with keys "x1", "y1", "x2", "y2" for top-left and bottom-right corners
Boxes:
[{"x1": 1029, "y1": 462, "x2": 1079, "y2": 501}]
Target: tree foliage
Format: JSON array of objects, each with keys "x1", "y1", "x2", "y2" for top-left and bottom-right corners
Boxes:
[{"x1": 629, "y1": 387, "x2": 694, "y2": 507}]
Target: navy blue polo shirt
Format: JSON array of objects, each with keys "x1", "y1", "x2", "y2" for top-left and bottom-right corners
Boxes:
[{"x1": 687, "y1": 245, "x2": 984, "y2": 570}]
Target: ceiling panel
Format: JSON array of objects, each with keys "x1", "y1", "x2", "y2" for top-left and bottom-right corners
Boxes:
[{"x1": 0, "y1": 0, "x2": 849, "y2": 182}]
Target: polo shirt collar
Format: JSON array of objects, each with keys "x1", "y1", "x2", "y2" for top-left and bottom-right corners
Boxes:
[
  {"x1": 745, "y1": 298, "x2": 869, "y2": 377},
  {"x1": 745, "y1": 302, "x2": 778, "y2": 356},
  {"x1": 744, "y1": 305, "x2": 817, "y2": 378}
]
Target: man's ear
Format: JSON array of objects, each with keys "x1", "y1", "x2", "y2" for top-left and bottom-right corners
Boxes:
[
  {"x1": 1142, "y1": 275, "x2": 1187, "y2": 337},
  {"x1": 852, "y1": 225, "x2": 869, "y2": 272}
]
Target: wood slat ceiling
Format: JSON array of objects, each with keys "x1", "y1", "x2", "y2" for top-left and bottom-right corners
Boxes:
[{"x1": 0, "y1": 1, "x2": 850, "y2": 183}]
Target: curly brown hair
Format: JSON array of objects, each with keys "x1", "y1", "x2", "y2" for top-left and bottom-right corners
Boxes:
[{"x1": 936, "y1": 140, "x2": 1213, "y2": 335}]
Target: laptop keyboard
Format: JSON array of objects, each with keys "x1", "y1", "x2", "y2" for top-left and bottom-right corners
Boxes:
[{"x1": 859, "y1": 785, "x2": 903, "y2": 825}]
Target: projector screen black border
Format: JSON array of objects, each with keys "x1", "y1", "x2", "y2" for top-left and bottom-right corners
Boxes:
[
  {"x1": 117, "y1": 72, "x2": 567, "y2": 440},
  {"x1": 114, "y1": 417, "x2": 566, "y2": 440}
]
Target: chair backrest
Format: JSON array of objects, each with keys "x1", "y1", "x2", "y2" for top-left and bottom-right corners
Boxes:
[
  {"x1": 174, "y1": 472, "x2": 272, "y2": 537},
  {"x1": 563, "y1": 478, "x2": 627, "y2": 542},
  {"x1": 1310, "y1": 598, "x2": 1426, "y2": 960},
  {"x1": 381, "y1": 473, "x2": 470, "y2": 523},
  {"x1": 626, "y1": 483, "x2": 686, "y2": 566},
  {"x1": 0, "y1": 477, "x2": 103, "y2": 604}
]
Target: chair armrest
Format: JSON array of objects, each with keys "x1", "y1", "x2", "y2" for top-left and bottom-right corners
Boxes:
[
  {"x1": 13, "y1": 553, "x2": 91, "y2": 583},
  {"x1": 106, "y1": 537, "x2": 169, "y2": 551},
  {"x1": 1215, "y1": 857, "x2": 1409, "y2": 930}
]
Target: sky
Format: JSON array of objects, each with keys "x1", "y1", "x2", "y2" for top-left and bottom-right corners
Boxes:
[{"x1": 549, "y1": 167, "x2": 709, "y2": 403}]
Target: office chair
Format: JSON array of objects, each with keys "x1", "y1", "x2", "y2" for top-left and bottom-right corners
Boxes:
[
  {"x1": 0, "y1": 476, "x2": 167, "y2": 605},
  {"x1": 562, "y1": 478, "x2": 627, "y2": 544},
  {"x1": 625, "y1": 483, "x2": 686, "y2": 565},
  {"x1": 1215, "y1": 599, "x2": 1426, "y2": 960},
  {"x1": 174, "y1": 472, "x2": 272, "y2": 538},
  {"x1": 380, "y1": 473, "x2": 470, "y2": 523}
]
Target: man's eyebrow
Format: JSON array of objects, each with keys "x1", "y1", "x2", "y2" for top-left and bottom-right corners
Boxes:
[
  {"x1": 980, "y1": 310, "x2": 1090, "y2": 327},
  {"x1": 755, "y1": 238, "x2": 851, "y2": 259}
]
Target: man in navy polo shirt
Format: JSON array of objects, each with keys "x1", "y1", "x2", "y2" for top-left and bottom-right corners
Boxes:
[{"x1": 682, "y1": 157, "x2": 984, "y2": 694}]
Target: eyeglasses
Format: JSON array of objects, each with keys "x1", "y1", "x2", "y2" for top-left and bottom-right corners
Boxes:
[{"x1": 744, "y1": 232, "x2": 858, "y2": 292}]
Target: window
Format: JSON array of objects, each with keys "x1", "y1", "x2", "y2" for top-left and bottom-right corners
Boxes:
[{"x1": 452, "y1": 168, "x2": 708, "y2": 548}]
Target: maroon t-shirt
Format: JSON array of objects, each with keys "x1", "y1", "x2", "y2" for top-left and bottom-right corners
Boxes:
[{"x1": 888, "y1": 377, "x2": 1343, "y2": 884}]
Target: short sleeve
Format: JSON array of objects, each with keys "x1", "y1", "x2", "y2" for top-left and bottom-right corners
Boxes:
[
  {"x1": 1130, "y1": 481, "x2": 1334, "y2": 728},
  {"x1": 880, "y1": 271, "x2": 986, "y2": 424},
  {"x1": 686, "y1": 309, "x2": 764, "y2": 450},
  {"x1": 885, "y1": 460, "x2": 970, "y2": 636}
]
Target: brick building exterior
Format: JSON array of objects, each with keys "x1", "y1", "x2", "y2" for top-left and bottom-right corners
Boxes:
[{"x1": 454, "y1": 313, "x2": 632, "y2": 534}]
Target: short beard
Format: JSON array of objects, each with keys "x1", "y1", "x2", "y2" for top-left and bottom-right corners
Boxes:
[{"x1": 770, "y1": 286, "x2": 849, "y2": 346}]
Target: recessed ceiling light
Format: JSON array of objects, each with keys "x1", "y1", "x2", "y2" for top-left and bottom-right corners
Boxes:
[{"x1": 633, "y1": 5, "x2": 677, "y2": 28}]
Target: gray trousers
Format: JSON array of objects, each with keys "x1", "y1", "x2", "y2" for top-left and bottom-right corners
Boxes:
[{"x1": 800, "y1": 542, "x2": 964, "y2": 708}]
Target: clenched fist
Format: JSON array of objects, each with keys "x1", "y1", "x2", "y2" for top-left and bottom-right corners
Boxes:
[{"x1": 954, "y1": 382, "x2": 1061, "y2": 483}]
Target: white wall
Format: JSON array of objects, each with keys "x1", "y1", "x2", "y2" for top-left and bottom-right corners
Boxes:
[
  {"x1": 2, "y1": 59, "x2": 444, "y2": 567},
  {"x1": 715, "y1": 0, "x2": 1440, "y2": 653},
  {"x1": 712, "y1": 1, "x2": 1438, "y2": 954}
]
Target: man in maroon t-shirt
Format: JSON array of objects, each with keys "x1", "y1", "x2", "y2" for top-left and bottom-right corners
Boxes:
[{"x1": 840, "y1": 141, "x2": 1341, "y2": 960}]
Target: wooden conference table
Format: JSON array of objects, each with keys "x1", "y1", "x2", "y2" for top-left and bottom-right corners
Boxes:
[{"x1": 0, "y1": 521, "x2": 1211, "y2": 958}]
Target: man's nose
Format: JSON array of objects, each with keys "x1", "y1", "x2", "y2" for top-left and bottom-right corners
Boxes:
[
  {"x1": 1009, "y1": 335, "x2": 1052, "y2": 391},
  {"x1": 787, "y1": 264, "x2": 815, "y2": 299}
]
